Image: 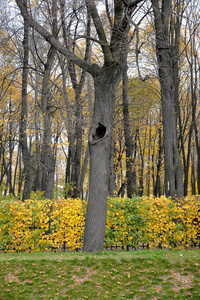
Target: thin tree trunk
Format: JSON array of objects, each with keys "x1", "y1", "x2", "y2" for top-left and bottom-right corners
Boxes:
[
  {"x1": 71, "y1": 92, "x2": 83, "y2": 198},
  {"x1": 122, "y1": 52, "x2": 136, "y2": 198},
  {"x1": 154, "y1": 124, "x2": 163, "y2": 197},
  {"x1": 13, "y1": 144, "x2": 20, "y2": 195},
  {"x1": 32, "y1": 72, "x2": 42, "y2": 192},
  {"x1": 60, "y1": 0, "x2": 91, "y2": 198},
  {"x1": 79, "y1": 144, "x2": 89, "y2": 198},
  {"x1": 17, "y1": 147, "x2": 23, "y2": 196},
  {"x1": 194, "y1": 123, "x2": 200, "y2": 194},
  {"x1": 191, "y1": 143, "x2": 196, "y2": 195}
]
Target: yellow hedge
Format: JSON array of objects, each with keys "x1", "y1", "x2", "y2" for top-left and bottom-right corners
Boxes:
[
  {"x1": 0, "y1": 196, "x2": 199, "y2": 252},
  {"x1": 0, "y1": 198, "x2": 86, "y2": 252}
]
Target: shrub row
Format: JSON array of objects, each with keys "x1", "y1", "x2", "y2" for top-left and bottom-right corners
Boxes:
[
  {"x1": 0, "y1": 198, "x2": 86, "y2": 252},
  {"x1": 0, "y1": 196, "x2": 200, "y2": 252},
  {"x1": 105, "y1": 195, "x2": 200, "y2": 250}
]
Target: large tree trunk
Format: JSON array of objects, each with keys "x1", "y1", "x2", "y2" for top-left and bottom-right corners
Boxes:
[
  {"x1": 83, "y1": 67, "x2": 119, "y2": 252},
  {"x1": 152, "y1": 0, "x2": 184, "y2": 198},
  {"x1": 159, "y1": 59, "x2": 183, "y2": 198}
]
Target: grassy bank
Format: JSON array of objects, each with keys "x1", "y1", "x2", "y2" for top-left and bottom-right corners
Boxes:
[{"x1": 1, "y1": 250, "x2": 200, "y2": 299}]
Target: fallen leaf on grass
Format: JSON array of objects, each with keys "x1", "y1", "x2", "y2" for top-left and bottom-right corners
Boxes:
[{"x1": 5, "y1": 273, "x2": 20, "y2": 283}]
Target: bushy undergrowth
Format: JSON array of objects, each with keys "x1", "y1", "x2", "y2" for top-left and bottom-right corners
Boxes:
[{"x1": 0, "y1": 195, "x2": 200, "y2": 252}]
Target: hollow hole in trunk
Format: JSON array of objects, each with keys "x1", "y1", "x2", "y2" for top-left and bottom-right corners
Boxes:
[{"x1": 92, "y1": 123, "x2": 106, "y2": 142}]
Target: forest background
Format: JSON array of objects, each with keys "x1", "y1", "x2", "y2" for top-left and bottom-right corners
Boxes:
[
  {"x1": 0, "y1": 0, "x2": 199, "y2": 251},
  {"x1": 0, "y1": 0, "x2": 199, "y2": 199}
]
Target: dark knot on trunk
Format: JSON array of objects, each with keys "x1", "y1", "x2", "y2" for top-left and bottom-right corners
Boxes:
[{"x1": 92, "y1": 123, "x2": 106, "y2": 142}]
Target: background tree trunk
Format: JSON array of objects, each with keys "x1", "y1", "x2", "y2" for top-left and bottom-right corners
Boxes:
[
  {"x1": 122, "y1": 52, "x2": 136, "y2": 198},
  {"x1": 152, "y1": 0, "x2": 184, "y2": 198},
  {"x1": 20, "y1": 1, "x2": 34, "y2": 201},
  {"x1": 40, "y1": 46, "x2": 56, "y2": 199},
  {"x1": 40, "y1": 0, "x2": 58, "y2": 199}
]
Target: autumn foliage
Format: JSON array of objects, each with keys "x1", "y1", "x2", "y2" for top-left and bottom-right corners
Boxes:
[
  {"x1": 105, "y1": 196, "x2": 200, "y2": 250},
  {"x1": 0, "y1": 198, "x2": 86, "y2": 252},
  {"x1": 0, "y1": 196, "x2": 200, "y2": 252}
]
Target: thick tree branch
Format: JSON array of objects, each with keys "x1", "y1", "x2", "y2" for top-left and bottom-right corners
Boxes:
[
  {"x1": 85, "y1": 0, "x2": 114, "y2": 64},
  {"x1": 110, "y1": 0, "x2": 124, "y2": 57},
  {"x1": 15, "y1": 0, "x2": 100, "y2": 76}
]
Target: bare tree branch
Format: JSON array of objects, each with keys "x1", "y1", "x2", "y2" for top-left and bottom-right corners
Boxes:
[
  {"x1": 15, "y1": 0, "x2": 100, "y2": 76},
  {"x1": 85, "y1": 0, "x2": 114, "y2": 64}
]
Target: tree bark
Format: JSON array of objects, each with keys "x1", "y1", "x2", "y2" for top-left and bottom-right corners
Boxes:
[
  {"x1": 151, "y1": 0, "x2": 184, "y2": 198},
  {"x1": 40, "y1": 46, "x2": 56, "y2": 199},
  {"x1": 20, "y1": 1, "x2": 34, "y2": 201},
  {"x1": 83, "y1": 67, "x2": 120, "y2": 252},
  {"x1": 40, "y1": 0, "x2": 58, "y2": 199}
]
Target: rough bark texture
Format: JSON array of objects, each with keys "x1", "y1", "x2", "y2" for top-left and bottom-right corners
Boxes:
[
  {"x1": 83, "y1": 68, "x2": 119, "y2": 252},
  {"x1": 152, "y1": 0, "x2": 184, "y2": 198}
]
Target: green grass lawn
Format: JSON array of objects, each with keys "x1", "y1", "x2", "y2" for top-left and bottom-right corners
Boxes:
[{"x1": 0, "y1": 250, "x2": 200, "y2": 299}]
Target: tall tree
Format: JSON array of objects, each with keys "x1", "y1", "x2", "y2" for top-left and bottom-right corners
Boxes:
[
  {"x1": 151, "y1": 0, "x2": 184, "y2": 198},
  {"x1": 184, "y1": 0, "x2": 200, "y2": 194},
  {"x1": 40, "y1": 0, "x2": 58, "y2": 199},
  {"x1": 15, "y1": 0, "x2": 144, "y2": 252},
  {"x1": 20, "y1": 0, "x2": 35, "y2": 201},
  {"x1": 60, "y1": 0, "x2": 91, "y2": 198},
  {"x1": 122, "y1": 29, "x2": 137, "y2": 197}
]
